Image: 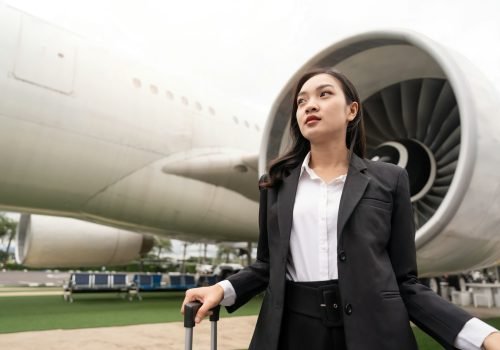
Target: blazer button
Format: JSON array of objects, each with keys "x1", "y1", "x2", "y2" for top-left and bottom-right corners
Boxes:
[
  {"x1": 338, "y1": 251, "x2": 347, "y2": 262},
  {"x1": 344, "y1": 303, "x2": 352, "y2": 315}
]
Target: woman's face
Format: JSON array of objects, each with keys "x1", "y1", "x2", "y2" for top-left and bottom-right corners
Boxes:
[{"x1": 296, "y1": 73, "x2": 358, "y2": 145}]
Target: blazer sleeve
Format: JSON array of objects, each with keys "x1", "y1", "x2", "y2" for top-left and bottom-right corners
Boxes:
[
  {"x1": 388, "y1": 167, "x2": 472, "y2": 349},
  {"x1": 225, "y1": 175, "x2": 270, "y2": 313}
]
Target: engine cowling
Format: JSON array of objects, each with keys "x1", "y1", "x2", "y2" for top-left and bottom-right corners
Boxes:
[
  {"x1": 15, "y1": 214, "x2": 154, "y2": 268},
  {"x1": 261, "y1": 30, "x2": 500, "y2": 276}
]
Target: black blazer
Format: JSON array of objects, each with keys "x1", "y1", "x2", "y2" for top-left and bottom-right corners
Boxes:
[{"x1": 226, "y1": 152, "x2": 472, "y2": 350}]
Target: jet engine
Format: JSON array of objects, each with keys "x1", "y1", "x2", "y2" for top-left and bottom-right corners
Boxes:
[
  {"x1": 15, "y1": 214, "x2": 154, "y2": 268},
  {"x1": 261, "y1": 30, "x2": 500, "y2": 276}
]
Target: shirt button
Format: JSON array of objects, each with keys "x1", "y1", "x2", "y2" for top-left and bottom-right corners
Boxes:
[
  {"x1": 338, "y1": 251, "x2": 347, "y2": 262},
  {"x1": 345, "y1": 303, "x2": 353, "y2": 315}
]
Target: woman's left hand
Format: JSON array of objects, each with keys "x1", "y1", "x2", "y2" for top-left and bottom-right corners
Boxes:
[{"x1": 484, "y1": 332, "x2": 500, "y2": 350}]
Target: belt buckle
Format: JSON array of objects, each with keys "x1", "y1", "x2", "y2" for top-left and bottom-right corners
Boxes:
[{"x1": 318, "y1": 285, "x2": 343, "y2": 327}]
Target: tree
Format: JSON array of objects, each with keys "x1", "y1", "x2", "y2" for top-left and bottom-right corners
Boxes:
[
  {"x1": 153, "y1": 237, "x2": 172, "y2": 259},
  {"x1": 0, "y1": 213, "x2": 17, "y2": 265},
  {"x1": 217, "y1": 245, "x2": 238, "y2": 263}
]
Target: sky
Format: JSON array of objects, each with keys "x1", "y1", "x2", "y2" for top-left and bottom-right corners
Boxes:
[{"x1": 2, "y1": 0, "x2": 500, "y2": 260}]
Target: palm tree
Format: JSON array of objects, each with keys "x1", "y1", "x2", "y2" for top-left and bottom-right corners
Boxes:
[
  {"x1": 217, "y1": 245, "x2": 238, "y2": 264},
  {"x1": 153, "y1": 237, "x2": 172, "y2": 259},
  {"x1": 0, "y1": 213, "x2": 17, "y2": 265}
]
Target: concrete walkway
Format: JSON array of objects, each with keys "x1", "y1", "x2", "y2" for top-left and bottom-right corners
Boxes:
[{"x1": 0, "y1": 316, "x2": 257, "y2": 350}]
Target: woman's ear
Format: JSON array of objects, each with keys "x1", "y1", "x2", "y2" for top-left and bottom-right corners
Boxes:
[{"x1": 348, "y1": 102, "x2": 359, "y2": 121}]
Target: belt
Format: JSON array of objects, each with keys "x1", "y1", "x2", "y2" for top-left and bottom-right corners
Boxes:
[{"x1": 285, "y1": 280, "x2": 343, "y2": 327}]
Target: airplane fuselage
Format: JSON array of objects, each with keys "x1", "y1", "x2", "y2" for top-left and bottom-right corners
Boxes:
[{"x1": 0, "y1": 5, "x2": 261, "y2": 241}]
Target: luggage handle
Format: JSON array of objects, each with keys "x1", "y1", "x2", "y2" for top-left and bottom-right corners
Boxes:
[{"x1": 184, "y1": 301, "x2": 221, "y2": 350}]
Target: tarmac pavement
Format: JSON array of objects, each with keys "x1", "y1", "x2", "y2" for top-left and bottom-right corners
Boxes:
[{"x1": 0, "y1": 270, "x2": 70, "y2": 287}]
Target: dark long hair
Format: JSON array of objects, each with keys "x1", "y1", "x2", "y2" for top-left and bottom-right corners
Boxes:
[{"x1": 261, "y1": 68, "x2": 366, "y2": 188}]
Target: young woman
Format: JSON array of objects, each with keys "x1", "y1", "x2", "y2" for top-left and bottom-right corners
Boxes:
[{"x1": 181, "y1": 68, "x2": 500, "y2": 350}]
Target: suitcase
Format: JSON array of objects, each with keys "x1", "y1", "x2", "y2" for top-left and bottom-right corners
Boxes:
[{"x1": 184, "y1": 301, "x2": 221, "y2": 350}]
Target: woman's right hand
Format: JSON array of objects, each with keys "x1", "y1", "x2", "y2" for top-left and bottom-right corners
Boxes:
[{"x1": 180, "y1": 285, "x2": 225, "y2": 324}]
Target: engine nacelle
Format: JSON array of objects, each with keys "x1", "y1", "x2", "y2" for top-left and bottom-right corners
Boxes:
[
  {"x1": 261, "y1": 30, "x2": 500, "y2": 275},
  {"x1": 15, "y1": 214, "x2": 154, "y2": 268}
]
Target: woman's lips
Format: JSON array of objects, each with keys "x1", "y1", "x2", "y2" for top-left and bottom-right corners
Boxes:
[{"x1": 305, "y1": 115, "x2": 321, "y2": 125}]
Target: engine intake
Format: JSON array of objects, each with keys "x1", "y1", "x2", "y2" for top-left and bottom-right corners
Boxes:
[{"x1": 261, "y1": 30, "x2": 500, "y2": 275}]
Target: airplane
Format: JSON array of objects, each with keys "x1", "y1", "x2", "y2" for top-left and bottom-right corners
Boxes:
[{"x1": 0, "y1": 0, "x2": 499, "y2": 277}]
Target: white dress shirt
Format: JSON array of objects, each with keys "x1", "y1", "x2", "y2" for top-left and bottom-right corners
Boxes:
[
  {"x1": 286, "y1": 151, "x2": 345, "y2": 281},
  {"x1": 218, "y1": 152, "x2": 498, "y2": 349}
]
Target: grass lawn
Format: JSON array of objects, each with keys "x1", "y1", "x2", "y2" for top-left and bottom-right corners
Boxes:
[
  {"x1": 0, "y1": 292, "x2": 262, "y2": 333},
  {"x1": 0, "y1": 292, "x2": 498, "y2": 350}
]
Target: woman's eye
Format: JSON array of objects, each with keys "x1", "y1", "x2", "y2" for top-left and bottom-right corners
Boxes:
[
  {"x1": 320, "y1": 90, "x2": 332, "y2": 97},
  {"x1": 297, "y1": 98, "x2": 305, "y2": 105}
]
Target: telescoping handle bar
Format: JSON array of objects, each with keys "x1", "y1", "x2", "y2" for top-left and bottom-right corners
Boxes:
[{"x1": 184, "y1": 301, "x2": 221, "y2": 350}]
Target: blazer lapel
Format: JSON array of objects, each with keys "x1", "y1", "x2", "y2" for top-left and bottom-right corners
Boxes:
[
  {"x1": 277, "y1": 165, "x2": 301, "y2": 259},
  {"x1": 337, "y1": 153, "x2": 370, "y2": 242}
]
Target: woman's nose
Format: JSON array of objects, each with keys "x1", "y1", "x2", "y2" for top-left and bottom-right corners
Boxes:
[{"x1": 305, "y1": 101, "x2": 319, "y2": 114}]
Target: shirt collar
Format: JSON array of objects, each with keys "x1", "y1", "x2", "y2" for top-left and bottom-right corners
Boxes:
[
  {"x1": 300, "y1": 151, "x2": 347, "y2": 183},
  {"x1": 300, "y1": 151, "x2": 313, "y2": 178}
]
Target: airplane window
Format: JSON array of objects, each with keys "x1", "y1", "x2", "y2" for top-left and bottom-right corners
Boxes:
[
  {"x1": 150, "y1": 85, "x2": 159, "y2": 94},
  {"x1": 232, "y1": 116, "x2": 239, "y2": 124},
  {"x1": 165, "y1": 90, "x2": 174, "y2": 100},
  {"x1": 209, "y1": 107, "x2": 215, "y2": 115},
  {"x1": 182, "y1": 96, "x2": 189, "y2": 105},
  {"x1": 254, "y1": 124, "x2": 260, "y2": 131},
  {"x1": 244, "y1": 120, "x2": 250, "y2": 128},
  {"x1": 195, "y1": 102, "x2": 202, "y2": 111},
  {"x1": 132, "y1": 78, "x2": 141, "y2": 88}
]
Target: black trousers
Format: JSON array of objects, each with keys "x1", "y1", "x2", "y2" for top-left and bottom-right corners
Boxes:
[{"x1": 278, "y1": 280, "x2": 347, "y2": 350}]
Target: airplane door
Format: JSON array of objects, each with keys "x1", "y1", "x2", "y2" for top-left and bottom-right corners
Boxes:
[{"x1": 13, "y1": 14, "x2": 77, "y2": 95}]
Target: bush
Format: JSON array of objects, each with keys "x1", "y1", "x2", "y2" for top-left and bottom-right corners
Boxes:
[{"x1": 0, "y1": 259, "x2": 193, "y2": 274}]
